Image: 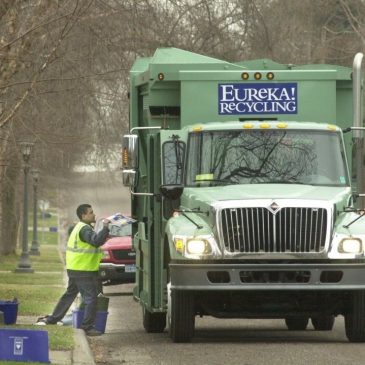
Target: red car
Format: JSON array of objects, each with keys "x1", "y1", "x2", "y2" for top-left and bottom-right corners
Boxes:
[{"x1": 95, "y1": 218, "x2": 136, "y2": 286}]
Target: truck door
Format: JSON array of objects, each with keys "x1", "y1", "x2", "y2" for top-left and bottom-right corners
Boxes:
[{"x1": 135, "y1": 132, "x2": 162, "y2": 310}]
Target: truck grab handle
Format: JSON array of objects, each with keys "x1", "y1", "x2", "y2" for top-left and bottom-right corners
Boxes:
[
  {"x1": 353, "y1": 52, "x2": 364, "y2": 137},
  {"x1": 130, "y1": 126, "x2": 162, "y2": 134}
]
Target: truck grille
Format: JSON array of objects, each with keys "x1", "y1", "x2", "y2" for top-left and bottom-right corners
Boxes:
[{"x1": 220, "y1": 207, "x2": 328, "y2": 253}]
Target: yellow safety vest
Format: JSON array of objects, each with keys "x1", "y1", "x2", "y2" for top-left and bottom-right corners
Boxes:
[{"x1": 66, "y1": 222, "x2": 103, "y2": 271}]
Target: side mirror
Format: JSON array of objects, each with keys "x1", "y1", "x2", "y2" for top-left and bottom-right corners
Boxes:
[
  {"x1": 160, "y1": 184, "x2": 184, "y2": 200},
  {"x1": 122, "y1": 134, "x2": 138, "y2": 169}
]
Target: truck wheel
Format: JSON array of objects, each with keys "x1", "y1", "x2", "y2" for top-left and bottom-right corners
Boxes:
[
  {"x1": 142, "y1": 306, "x2": 166, "y2": 333},
  {"x1": 311, "y1": 315, "x2": 335, "y2": 331},
  {"x1": 345, "y1": 291, "x2": 365, "y2": 342},
  {"x1": 285, "y1": 317, "x2": 309, "y2": 330},
  {"x1": 169, "y1": 289, "x2": 195, "y2": 343}
]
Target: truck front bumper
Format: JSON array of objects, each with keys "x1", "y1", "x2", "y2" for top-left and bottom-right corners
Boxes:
[{"x1": 170, "y1": 262, "x2": 365, "y2": 290}]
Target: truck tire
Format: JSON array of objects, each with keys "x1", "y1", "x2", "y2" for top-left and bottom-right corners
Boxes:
[
  {"x1": 169, "y1": 289, "x2": 195, "y2": 343},
  {"x1": 345, "y1": 291, "x2": 365, "y2": 342},
  {"x1": 285, "y1": 317, "x2": 309, "y2": 330},
  {"x1": 311, "y1": 315, "x2": 335, "y2": 331},
  {"x1": 142, "y1": 306, "x2": 166, "y2": 333}
]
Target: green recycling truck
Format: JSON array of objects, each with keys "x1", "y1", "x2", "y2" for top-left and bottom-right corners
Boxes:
[{"x1": 122, "y1": 48, "x2": 365, "y2": 342}]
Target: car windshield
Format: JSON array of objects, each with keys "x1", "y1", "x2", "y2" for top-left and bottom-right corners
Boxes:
[
  {"x1": 186, "y1": 129, "x2": 349, "y2": 187},
  {"x1": 109, "y1": 224, "x2": 132, "y2": 237}
]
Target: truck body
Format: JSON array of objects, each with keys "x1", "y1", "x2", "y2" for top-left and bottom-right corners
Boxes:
[{"x1": 122, "y1": 48, "x2": 365, "y2": 342}]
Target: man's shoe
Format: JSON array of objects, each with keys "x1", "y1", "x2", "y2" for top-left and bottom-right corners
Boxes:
[
  {"x1": 85, "y1": 328, "x2": 103, "y2": 336},
  {"x1": 35, "y1": 315, "x2": 58, "y2": 325},
  {"x1": 35, "y1": 319, "x2": 47, "y2": 325}
]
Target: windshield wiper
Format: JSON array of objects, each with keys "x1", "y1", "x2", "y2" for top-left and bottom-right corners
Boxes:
[
  {"x1": 194, "y1": 178, "x2": 311, "y2": 185},
  {"x1": 250, "y1": 180, "x2": 304, "y2": 184},
  {"x1": 194, "y1": 179, "x2": 239, "y2": 185},
  {"x1": 343, "y1": 210, "x2": 365, "y2": 228},
  {"x1": 268, "y1": 180, "x2": 308, "y2": 185}
]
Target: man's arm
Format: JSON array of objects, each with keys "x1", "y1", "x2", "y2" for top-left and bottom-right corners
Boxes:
[{"x1": 79, "y1": 225, "x2": 109, "y2": 247}]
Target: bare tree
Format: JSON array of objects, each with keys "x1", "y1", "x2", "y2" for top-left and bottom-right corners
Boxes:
[{"x1": 1, "y1": 0, "x2": 365, "y2": 255}]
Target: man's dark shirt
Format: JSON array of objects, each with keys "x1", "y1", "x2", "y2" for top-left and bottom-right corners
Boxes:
[
  {"x1": 79, "y1": 224, "x2": 109, "y2": 248},
  {"x1": 67, "y1": 222, "x2": 109, "y2": 277}
]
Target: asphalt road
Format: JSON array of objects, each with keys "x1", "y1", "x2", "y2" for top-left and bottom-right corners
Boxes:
[
  {"x1": 62, "y1": 174, "x2": 365, "y2": 365},
  {"x1": 89, "y1": 284, "x2": 365, "y2": 365}
]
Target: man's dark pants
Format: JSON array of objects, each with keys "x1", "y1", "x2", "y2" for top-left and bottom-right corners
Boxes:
[{"x1": 47, "y1": 274, "x2": 99, "y2": 330}]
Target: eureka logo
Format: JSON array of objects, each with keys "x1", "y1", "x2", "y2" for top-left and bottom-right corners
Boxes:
[{"x1": 218, "y1": 83, "x2": 297, "y2": 115}]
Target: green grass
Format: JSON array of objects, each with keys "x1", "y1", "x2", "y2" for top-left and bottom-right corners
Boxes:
[
  {"x1": 27, "y1": 231, "x2": 59, "y2": 245},
  {"x1": 29, "y1": 210, "x2": 59, "y2": 227},
  {"x1": 27, "y1": 209, "x2": 59, "y2": 245},
  {"x1": 0, "y1": 325, "x2": 74, "y2": 350},
  {"x1": 0, "y1": 245, "x2": 64, "y2": 272},
  {"x1": 0, "y1": 211, "x2": 75, "y2": 359},
  {"x1": 39, "y1": 214, "x2": 58, "y2": 227},
  {"x1": 0, "y1": 284, "x2": 65, "y2": 314},
  {"x1": 0, "y1": 246, "x2": 65, "y2": 315},
  {"x1": 0, "y1": 272, "x2": 63, "y2": 285}
]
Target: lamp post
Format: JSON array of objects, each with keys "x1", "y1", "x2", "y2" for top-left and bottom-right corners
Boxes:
[
  {"x1": 30, "y1": 169, "x2": 40, "y2": 256},
  {"x1": 15, "y1": 142, "x2": 34, "y2": 273}
]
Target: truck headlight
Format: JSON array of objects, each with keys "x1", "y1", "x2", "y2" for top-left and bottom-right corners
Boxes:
[
  {"x1": 186, "y1": 239, "x2": 212, "y2": 255},
  {"x1": 338, "y1": 238, "x2": 363, "y2": 254},
  {"x1": 173, "y1": 234, "x2": 218, "y2": 258}
]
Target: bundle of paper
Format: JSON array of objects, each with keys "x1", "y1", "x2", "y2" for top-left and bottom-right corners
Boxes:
[{"x1": 106, "y1": 213, "x2": 136, "y2": 226}]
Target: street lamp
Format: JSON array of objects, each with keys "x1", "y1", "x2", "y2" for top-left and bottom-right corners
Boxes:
[
  {"x1": 15, "y1": 142, "x2": 35, "y2": 273},
  {"x1": 30, "y1": 169, "x2": 40, "y2": 256}
]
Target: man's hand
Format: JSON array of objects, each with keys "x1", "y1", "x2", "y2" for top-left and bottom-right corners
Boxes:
[{"x1": 102, "y1": 219, "x2": 111, "y2": 227}]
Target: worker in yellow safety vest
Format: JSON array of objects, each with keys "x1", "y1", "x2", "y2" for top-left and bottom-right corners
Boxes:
[{"x1": 36, "y1": 203, "x2": 110, "y2": 336}]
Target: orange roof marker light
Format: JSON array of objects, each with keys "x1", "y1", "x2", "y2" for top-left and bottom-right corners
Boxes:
[
  {"x1": 254, "y1": 72, "x2": 262, "y2": 80},
  {"x1": 241, "y1": 72, "x2": 249, "y2": 80},
  {"x1": 242, "y1": 123, "x2": 254, "y2": 129},
  {"x1": 276, "y1": 123, "x2": 288, "y2": 129},
  {"x1": 192, "y1": 126, "x2": 203, "y2": 132}
]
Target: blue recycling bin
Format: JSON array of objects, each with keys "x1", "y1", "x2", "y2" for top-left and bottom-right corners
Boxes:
[
  {"x1": 0, "y1": 300, "x2": 18, "y2": 324},
  {"x1": 0, "y1": 328, "x2": 49, "y2": 363},
  {"x1": 72, "y1": 309, "x2": 108, "y2": 333}
]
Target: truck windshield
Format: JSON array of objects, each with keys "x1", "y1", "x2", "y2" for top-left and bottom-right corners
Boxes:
[{"x1": 186, "y1": 129, "x2": 349, "y2": 187}]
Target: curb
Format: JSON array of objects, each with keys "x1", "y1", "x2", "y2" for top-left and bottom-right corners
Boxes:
[{"x1": 72, "y1": 328, "x2": 96, "y2": 365}]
